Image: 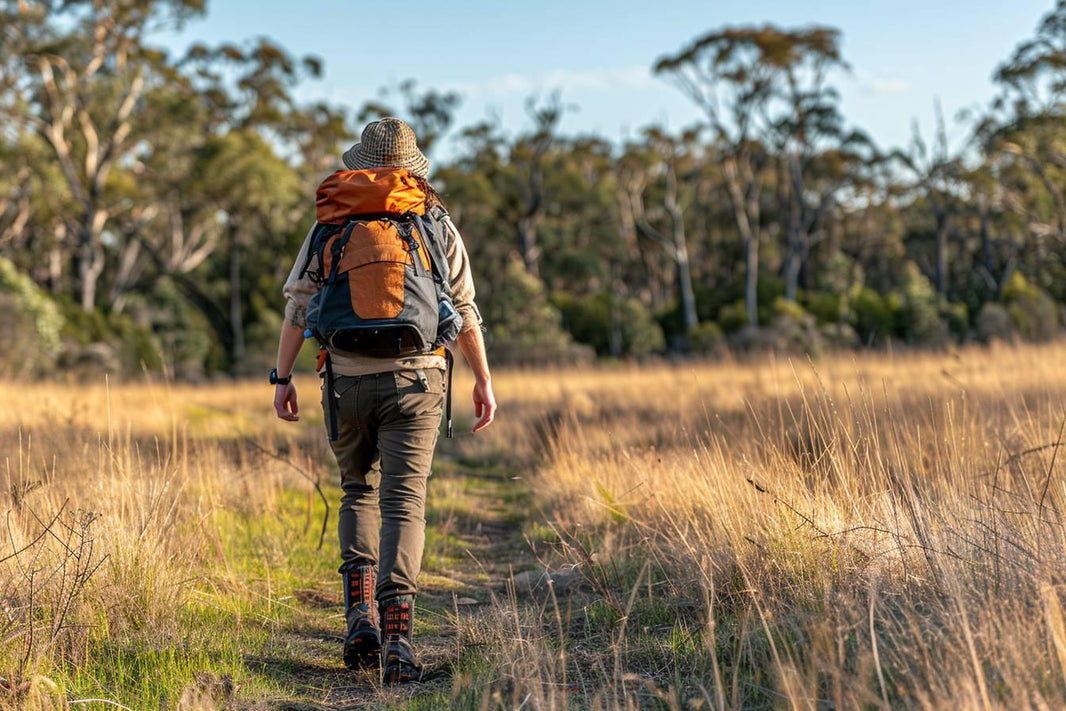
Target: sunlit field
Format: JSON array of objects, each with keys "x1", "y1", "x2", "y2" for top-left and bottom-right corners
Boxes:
[{"x1": 3, "y1": 342, "x2": 1066, "y2": 709}]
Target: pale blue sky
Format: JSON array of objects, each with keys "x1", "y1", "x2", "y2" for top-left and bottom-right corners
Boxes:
[{"x1": 159, "y1": 0, "x2": 1054, "y2": 160}]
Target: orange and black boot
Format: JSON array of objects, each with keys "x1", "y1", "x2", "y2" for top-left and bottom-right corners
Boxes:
[
  {"x1": 340, "y1": 562, "x2": 380, "y2": 670},
  {"x1": 380, "y1": 596, "x2": 423, "y2": 684}
]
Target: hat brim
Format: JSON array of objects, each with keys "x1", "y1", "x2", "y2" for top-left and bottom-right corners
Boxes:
[{"x1": 342, "y1": 142, "x2": 430, "y2": 178}]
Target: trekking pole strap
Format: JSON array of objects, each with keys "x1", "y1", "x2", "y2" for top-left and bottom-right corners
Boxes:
[
  {"x1": 324, "y1": 350, "x2": 339, "y2": 442},
  {"x1": 445, "y1": 349, "x2": 454, "y2": 439}
]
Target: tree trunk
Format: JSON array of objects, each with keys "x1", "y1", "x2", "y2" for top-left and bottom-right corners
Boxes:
[
  {"x1": 934, "y1": 210, "x2": 951, "y2": 298},
  {"x1": 783, "y1": 155, "x2": 804, "y2": 302},
  {"x1": 517, "y1": 217, "x2": 540, "y2": 278},
  {"x1": 784, "y1": 228, "x2": 801, "y2": 302},
  {"x1": 979, "y1": 195, "x2": 996, "y2": 287},
  {"x1": 723, "y1": 158, "x2": 760, "y2": 327},
  {"x1": 229, "y1": 236, "x2": 245, "y2": 375},
  {"x1": 48, "y1": 225, "x2": 66, "y2": 295},
  {"x1": 77, "y1": 209, "x2": 107, "y2": 313},
  {"x1": 664, "y1": 165, "x2": 698, "y2": 333},
  {"x1": 798, "y1": 238, "x2": 812, "y2": 293},
  {"x1": 110, "y1": 236, "x2": 142, "y2": 313},
  {"x1": 675, "y1": 247, "x2": 698, "y2": 333},
  {"x1": 48, "y1": 248, "x2": 63, "y2": 294},
  {"x1": 745, "y1": 232, "x2": 759, "y2": 327},
  {"x1": 623, "y1": 181, "x2": 673, "y2": 312},
  {"x1": 0, "y1": 190, "x2": 31, "y2": 250},
  {"x1": 608, "y1": 267, "x2": 623, "y2": 358}
]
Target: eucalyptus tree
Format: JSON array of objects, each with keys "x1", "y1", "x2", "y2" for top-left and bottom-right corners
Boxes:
[
  {"x1": 617, "y1": 126, "x2": 702, "y2": 334},
  {"x1": 170, "y1": 38, "x2": 321, "y2": 371},
  {"x1": 759, "y1": 27, "x2": 866, "y2": 302},
  {"x1": 432, "y1": 120, "x2": 513, "y2": 275},
  {"x1": 891, "y1": 103, "x2": 967, "y2": 299},
  {"x1": 0, "y1": 0, "x2": 205, "y2": 312},
  {"x1": 656, "y1": 25, "x2": 844, "y2": 326},
  {"x1": 510, "y1": 96, "x2": 565, "y2": 278},
  {"x1": 993, "y1": 2, "x2": 1066, "y2": 240},
  {"x1": 988, "y1": 0, "x2": 1066, "y2": 299}
]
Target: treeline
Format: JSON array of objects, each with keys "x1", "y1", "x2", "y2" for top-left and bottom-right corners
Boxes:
[{"x1": 2, "y1": 0, "x2": 1066, "y2": 377}]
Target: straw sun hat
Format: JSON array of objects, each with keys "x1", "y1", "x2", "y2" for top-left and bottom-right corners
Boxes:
[{"x1": 341, "y1": 117, "x2": 430, "y2": 178}]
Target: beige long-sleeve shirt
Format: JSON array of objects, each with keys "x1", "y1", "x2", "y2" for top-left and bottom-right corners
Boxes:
[{"x1": 282, "y1": 212, "x2": 482, "y2": 376}]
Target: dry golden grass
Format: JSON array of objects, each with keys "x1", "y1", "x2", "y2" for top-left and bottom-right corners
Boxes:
[
  {"x1": 0, "y1": 376, "x2": 329, "y2": 709},
  {"x1": 473, "y1": 342, "x2": 1066, "y2": 709},
  {"x1": 2, "y1": 341, "x2": 1066, "y2": 709}
]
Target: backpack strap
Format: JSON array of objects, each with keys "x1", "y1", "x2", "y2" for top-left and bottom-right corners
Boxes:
[
  {"x1": 416, "y1": 206, "x2": 453, "y2": 297},
  {"x1": 409, "y1": 213, "x2": 451, "y2": 298},
  {"x1": 300, "y1": 222, "x2": 344, "y2": 284}
]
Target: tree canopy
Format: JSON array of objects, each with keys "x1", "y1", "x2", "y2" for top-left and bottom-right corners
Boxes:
[{"x1": 3, "y1": 2, "x2": 1066, "y2": 377}]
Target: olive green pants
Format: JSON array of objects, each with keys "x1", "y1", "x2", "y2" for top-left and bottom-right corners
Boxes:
[{"x1": 322, "y1": 368, "x2": 445, "y2": 601}]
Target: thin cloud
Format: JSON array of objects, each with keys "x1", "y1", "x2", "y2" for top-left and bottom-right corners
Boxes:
[
  {"x1": 851, "y1": 68, "x2": 911, "y2": 96},
  {"x1": 865, "y1": 77, "x2": 910, "y2": 95},
  {"x1": 449, "y1": 66, "x2": 657, "y2": 98}
]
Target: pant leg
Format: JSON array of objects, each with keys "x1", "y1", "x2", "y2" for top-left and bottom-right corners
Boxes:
[
  {"x1": 324, "y1": 375, "x2": 382, "y2": 566},
  {"x1": 374, "y1": 368, "x2": 445, "y2": 600}
]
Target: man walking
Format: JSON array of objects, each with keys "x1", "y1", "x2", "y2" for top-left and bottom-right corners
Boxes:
[{"x1": 271, "y1": 117, "x2": 496, "y2": 683}]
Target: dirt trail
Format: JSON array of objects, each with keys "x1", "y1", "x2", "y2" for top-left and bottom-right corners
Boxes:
[{"x1": 244, "y1": 454, "x2": 536, "y2": 710}]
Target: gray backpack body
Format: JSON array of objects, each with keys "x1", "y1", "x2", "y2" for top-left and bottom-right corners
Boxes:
[{"x1": 304, "y1": 205, "x2": 460, "y2": 357}]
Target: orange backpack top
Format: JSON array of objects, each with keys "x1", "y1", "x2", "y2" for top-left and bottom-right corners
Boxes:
[{"x1": 315, "y1": 168, "x2": 427, "y2": 223}]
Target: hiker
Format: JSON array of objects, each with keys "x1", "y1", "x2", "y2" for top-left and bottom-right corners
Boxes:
[{"x1": 270, "y1": 117, "x2": 496, "y2": 684}]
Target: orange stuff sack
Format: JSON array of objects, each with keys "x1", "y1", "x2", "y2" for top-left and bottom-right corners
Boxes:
[{"x1": 316, "y1": 168, "x2": 426, "y2": 224}]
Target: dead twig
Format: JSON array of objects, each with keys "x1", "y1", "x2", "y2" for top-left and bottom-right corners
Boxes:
[
  {"x1": 242, "y1": 438, "x2": 330, "y2": 550},
  {"x1": 1038, "y1": 417, "x2": 1066, "y2": 515}
]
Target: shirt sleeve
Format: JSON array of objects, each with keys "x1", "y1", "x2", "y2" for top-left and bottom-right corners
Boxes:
[
  {"x1": 282, "y1": 223, "x2": 319, "y2": 329},
  {"x1": 440, "y1": 215, "x2": 483, "y2": 334}
]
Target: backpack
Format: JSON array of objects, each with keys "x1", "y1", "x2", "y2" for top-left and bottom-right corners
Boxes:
[{"x1": 303, "y1": 168, "x2": 461, "y2": 357}]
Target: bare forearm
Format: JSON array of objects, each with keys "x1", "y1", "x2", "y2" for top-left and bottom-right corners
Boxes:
[
  {"x1": 457, "y1": 326, "x2": 490, "y2": 383},
  {"x1": 457, "y1": 326, "x2": 496, "y2": 431},
  {"x1": 276, "y1": 321, "x2": 306, "y2": 377}
]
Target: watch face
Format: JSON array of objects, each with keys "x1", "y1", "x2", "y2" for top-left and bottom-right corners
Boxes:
[{"x1": 270, "y1": 369, "x2": 278, "y2": 384}]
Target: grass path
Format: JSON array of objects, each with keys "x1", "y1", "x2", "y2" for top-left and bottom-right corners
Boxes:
[{"x1": 230, "y1": 449, "x2": 539, "y2": 710}]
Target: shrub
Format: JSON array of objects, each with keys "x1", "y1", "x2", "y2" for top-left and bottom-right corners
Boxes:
[
  {"x1": 554, "y1": 291, "x2": 665, "y2": 358},
  {"x1": 60, "y1": 300, "x2": 162, "y2": 375},
  {"x1": 821, "y1": 322, "x2": 859, "y2": 348},
  {"x1": 717, "y1": 300, "x2": 750, "y2": 333},
  {"x1": 688, "y1": 321, "x2": 725, "y2": 356},
  {"x1": 850, "y1": 288, "x2": 895, "y2": 344},
  {"x1": 0, "y1": 257, "x2": 64, "y2": 353},
  {"x1": 1002, "y1": 272, "x2": 1059, "y2": 342},
  {"x1": 729, "y1": 313, "x2": 824, "y2": 355},
  {"x1": 803, "y1": 291, "x2": 846, "y2": 324},
  {"x1": 137, "y1": 281, "x2": 213, "y2": 378},
  {"x1": 940, "y1": 301, "x2": 969, "y2": 338},
  {"x1": 482, "y1": 258, "x2": 592, "y2": 366},
  {"x1": 771, "y1": 296, "x2": 808, "y2": 321},
  {"x1": 814, "y1": 251, "x2": 864, "y2": 294},
  {"x1": 897, "y1": 262, "x2": 949, "y2": 345},
  {"x1": 975, "y1": 302, "x2": 1015, "y2": 343}
]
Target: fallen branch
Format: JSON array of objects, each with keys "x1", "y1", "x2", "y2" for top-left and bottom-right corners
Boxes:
[{"x1": 242, "y1": 438, "x2": 329, "y2": 550}]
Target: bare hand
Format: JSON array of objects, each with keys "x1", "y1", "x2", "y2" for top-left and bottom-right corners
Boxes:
[
  {"x1": 471, "y1": 378, "x2": 496, "y2": 433},
  {"x1": 274, "y1": 383, "x2": 299, "y2": 422}
]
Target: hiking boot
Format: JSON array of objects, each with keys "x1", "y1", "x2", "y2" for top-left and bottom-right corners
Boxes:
[
  {"x1": 340, "y1": 562, "x2": 380, "y2": 670},
  {"x1": 380, "y1": 596, "x2": 423, "y2": 684}
]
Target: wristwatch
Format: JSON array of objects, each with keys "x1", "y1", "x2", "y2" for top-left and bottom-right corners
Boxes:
[{"x1": 269, "y1": 368, "x2": 291, "y2": 385}]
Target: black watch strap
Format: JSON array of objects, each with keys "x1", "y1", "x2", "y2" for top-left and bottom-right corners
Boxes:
[{"x1": 270, "y1": 368, "x2": 291, "y2": 385}]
